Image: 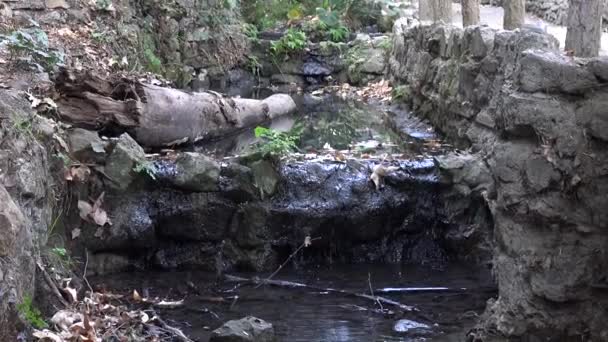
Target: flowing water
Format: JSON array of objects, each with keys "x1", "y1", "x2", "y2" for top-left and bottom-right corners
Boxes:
[{"x1": 93, "y1": 263, "x2": 495, "y2": 342}]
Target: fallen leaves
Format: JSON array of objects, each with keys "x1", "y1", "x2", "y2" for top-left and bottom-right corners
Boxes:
[
  {"x1": 64, "y1": 165, "x2": 91, "y2": 182},
  {"x1": 78, "y1": 192, "x2": 111, "y2": 227},
  {"x1": 34, "y1": 289, "x2": 186, "y2": 342}
]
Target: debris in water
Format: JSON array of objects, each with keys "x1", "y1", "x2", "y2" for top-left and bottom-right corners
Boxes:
[{"x1": 393, "y1": 319, "x2": 431, "y2": 332}]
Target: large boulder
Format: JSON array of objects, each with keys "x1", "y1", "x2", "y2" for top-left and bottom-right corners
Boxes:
[{"x1": 210, "y1": 316, "x2": 275, "y2": 342}]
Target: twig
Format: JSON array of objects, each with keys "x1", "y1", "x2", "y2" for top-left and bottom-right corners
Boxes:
[
  {"x1": 150, "y1": 310, "x2": 194, "y2": 342},
  {"x1": 83, "y1": 248, "x2": 93, "y2": 294},
  {"x1": 36, "y1": 262, "x2": 69, "y2": 308},
  {"x1": 225, "y1": 274, "x2": 416, "y2": 312},
  {"x1": 255, "y1": 236, "x2": 321, "y2": 289},
  {"x1": 368, "y1": 272, "x2": 384, "y2": 311}
]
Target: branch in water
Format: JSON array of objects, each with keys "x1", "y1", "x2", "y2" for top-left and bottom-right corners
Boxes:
[{"x1": 224, "y1": 274, "x2": 416, "y2": 312}]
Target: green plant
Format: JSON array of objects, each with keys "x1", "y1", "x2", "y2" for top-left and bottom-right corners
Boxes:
[
  {"x1": 392, "y1": 85, "x2": 410, "y2": 102},
  {"x1": 17, "y1": 296, "x2": 48, "y2": 329},
  {"x1": 143, "y1": 48, "x2": 163, "y2": 74},
  {"x1": 0, "y1": 28, "x2": 63, "y2": 71},
  {"x1": 254, "y1": 126, "x2": 301, "y2": 157},
  {"x1": 242, "y1": 23, "x2": 259, "y2": 42},
  {"x1": 377, "y1": 37, "x2": 392, "y2": 51},
  {"x1": 328, "y1": 25, "x2": 349, "y2": 42},
  {"x1": 270, "y1": 29, "x2": 307, "y2": 56},
  {"x1": 247, "y1": 55, "x2": 262, "y2": 77},
  {"x1": 133, "y1": 160, "x2": 157, "y2": 180}
]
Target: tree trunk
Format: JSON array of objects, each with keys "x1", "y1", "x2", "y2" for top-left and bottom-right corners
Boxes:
[
  {"x1": 462, "y1": 0, "x2": 480, "y2": 26},
  {"x1": 565, "y1": 0, "x2": 603, "y2": 57},
  {"x1": 503, "y1": 0, "x2": 525, "y2": 30},
  {"x1": 419, "y1": 0, "x2": 432, "y2": 21},
  {"x1": 431, "y1": 0, "x2": 452, "y2": 23},
  {"x1": 53, "y1": 69, "x2": 297, "y2": 148}
]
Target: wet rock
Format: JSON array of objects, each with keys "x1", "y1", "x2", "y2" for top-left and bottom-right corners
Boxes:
[
  {"x1": 250, "y1": 160, "x2": 280, "y2": 199},
  {"x1": 105, "y1": 133, "x2": 145, "y2": 190},
  {"x1": 155, "y1": 192, "x2": 235, "y2": 241},
  {"x1": 210, "y1": 316, "x2": 275, "y2": 342},
  {"x1": 517, "y1": 50, "x2": 599, "y2": 94},
  {"x1": 86, "y1": 253, "x2": 132, "y2": 276},
  {"x1": 220, "y1": 163, "x2": 258, "y2": 202},
  {"x1": 302, "y1": 61, "x2": 332, "y2": 76},
  {"x1": 393, "y1": 319, "x2": 431, "y2": 332},
  {"x1": 172, "y1": 152, "x2": 220, "y2": 192},
  {"x1": 67, "y1": 128, "x2": 107, "y2": 163}
]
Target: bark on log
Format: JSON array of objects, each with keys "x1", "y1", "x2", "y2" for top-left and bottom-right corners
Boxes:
[
  {"x1": 53, "y1": 69, "x2": 297, "y2": 148},
  {"x1": 503, "y1": 0, "x2": 525, "y2": 30},
  {"x1": 462, "y1": 0, "x2": 480, "y2": 26},
  {"x1": 565, "y1": 0, "x2": 603, "y2": 57}
]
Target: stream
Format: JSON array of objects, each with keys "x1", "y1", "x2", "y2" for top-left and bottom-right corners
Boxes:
[
  {"x1": 92, "y1": 263, "x2": 494, "y2": 342},
  {"x1": 88, "y1": 90, "x2": 495, "y2": 341}
]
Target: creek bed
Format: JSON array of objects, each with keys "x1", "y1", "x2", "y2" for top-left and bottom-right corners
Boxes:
[{"x1": 92, "y1": 263, "x2": 494, "y2": 342}]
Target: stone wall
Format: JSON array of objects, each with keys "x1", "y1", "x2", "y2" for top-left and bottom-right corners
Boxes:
[
  {"x1": 0, "y1": 90, "x2": 59, "y2": 340},
  {"x1": 389, "y1": 19, "x2": 608, "y2": 340}
]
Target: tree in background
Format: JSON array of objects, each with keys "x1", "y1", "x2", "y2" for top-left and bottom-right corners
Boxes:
[
  {"x1": 462, "y1": 0, "x2": 480, "y2": 26},
  {"x1": 431, "y1": 0, "x2": 452, "y2": 23},
  {"x1": 503, "y1": 0, "x2": 525, "y2": 30},
  {"x1": 565, "y1": 0, "x2": 603, "y2": 57},
  {"x1": 419, "y1": 0, "x2": 432, "y2": 21}
]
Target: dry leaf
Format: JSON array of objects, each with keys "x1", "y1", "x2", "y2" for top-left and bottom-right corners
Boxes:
[
  {"x1": 155, "y1": 299, "x2": 184, "y2": 308},
  {"x1": 132, "y1": 290, "x2": 142, "y2": 302},
  {"x1": 140, "y1": 312, "x2": 149, "y2": 323},
  {"x1": 78, "y1": 200, "x2": 93, "y2": 220},
  {"x1": 33, "y1": 330, "x2": 63, "y2": 342},
  {"x1": 61, "y1": 285, "x2": 78, "y2": 303},
  {"x1": 71, "y1": 228, "x2": 81, "y2": 240},
  {"x1": 92, "y1": 209, "x2": 109, "y2": 226},
  {"x1": 304, "y1": 236, "x2": 312, "y2": 247}
]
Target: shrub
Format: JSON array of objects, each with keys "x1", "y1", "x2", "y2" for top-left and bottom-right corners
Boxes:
[
  {"x1": 254, "y1": 126, "x2": 301, "y2": 157},
  {"x1": 0, "y1": 28, "x2": 63, "y2": 71}
]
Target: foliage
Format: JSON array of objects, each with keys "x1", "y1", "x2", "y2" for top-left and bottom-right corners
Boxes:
[
  {"x1": 0, "y1": 28, "x2": 63, "y2": 72},
  {"x1": 377, "y1": 37, "x2": 392, "y2": 51},
  {"x1": 253, "y1": 126, "x2": 301, "y2": 157},
  {"x1": 242, "y1": 23, "x2": 259, "y2": 42},
  {"x1": 270, "y1": 29, "x2": 307, "y2": 56},
  {"x1": 143, "y1": 48, "x2": 163, "y2": 74},
  {"x1": 327, "y1": 25, "x2": 349, "y2": 42},
  {"x1": 392, "y1": 85, "x2": 410, "y2": 102},
  {"x1": 17, "y1": 296, "x2": 48, "y2": 329},
  {"x1": 48, "y1": 247, "x2": 75, "y2": 269},
  {"x1": 133, "y1": 160, "x2": 157, "y2": 180},
  {"x1": 246, "y1": 55, "x2": 262, "y2": 77}
]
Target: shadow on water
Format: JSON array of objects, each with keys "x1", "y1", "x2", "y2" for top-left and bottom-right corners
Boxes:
[{"x1": 93, "y1": 263, "x2": 495, "y2": 342}]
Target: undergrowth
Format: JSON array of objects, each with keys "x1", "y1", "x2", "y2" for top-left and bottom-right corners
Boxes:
[
  {"x1": 253, "y1": 125, "x2": 302, "y2": 157},
  {"x1": 17, "y1": 296, "x2": 48, "y2": 329}
]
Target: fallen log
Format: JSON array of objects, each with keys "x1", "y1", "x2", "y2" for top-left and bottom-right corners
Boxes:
[
  {"x1": 224, "y1": 274, "x2": 416, "y2": 312},
  {"x1": 53, "y1": 68, "x2": 297, "y2": 147}
]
